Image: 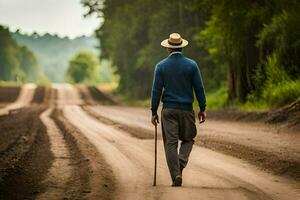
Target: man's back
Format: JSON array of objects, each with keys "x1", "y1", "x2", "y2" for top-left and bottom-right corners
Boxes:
[{"x1": 151, "y1": 52, "x2": 206, "y2": 116}]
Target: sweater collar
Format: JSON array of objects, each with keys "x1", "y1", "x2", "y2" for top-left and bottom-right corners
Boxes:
[{"x1": 169, "y1": 51, "x2": 183, "y2": 57}]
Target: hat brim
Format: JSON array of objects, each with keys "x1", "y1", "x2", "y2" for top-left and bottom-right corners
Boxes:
[{"x1": 161, "y1": 38, "x2": 188, "y2": 48}]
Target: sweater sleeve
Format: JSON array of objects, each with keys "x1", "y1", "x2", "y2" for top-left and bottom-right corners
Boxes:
[
  {"x1": 151, "y1": 65, "x2": 163, "y2": 116},
  {"x1": 192, "y1": 63, "x2": 206, "y2": 112}
]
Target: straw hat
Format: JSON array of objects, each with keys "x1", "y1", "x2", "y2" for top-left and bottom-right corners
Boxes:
[{"x1": 161, "y1": 33, "x2": 188, "y2": 48}]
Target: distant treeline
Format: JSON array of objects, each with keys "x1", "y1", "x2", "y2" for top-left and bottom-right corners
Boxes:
[
  {"x1": 0, "y1": 26, "x2": 38, "y2": 82},
  {"x1": 83, "y1": 0, "x2": 300, "y2": 107},
  {"x1": 12, "y1": 31, "x2": 98, "y2": 82}
]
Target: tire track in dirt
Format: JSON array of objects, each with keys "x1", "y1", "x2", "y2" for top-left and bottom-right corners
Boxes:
[
  {"x1": 0, "y1": 85, "x2": 20, "y2": 102},
  {"x1": 88, "y1": 86, "x2": 116, "y2": 105},
  {"x1": 30, "y1": 85, "x2": 56, "y2": 106},
  {"x1": 76, "y1": 84, "x2": 97, "y2": 105},
  {"x1": 196, "y1": 135, "x2": 300, "y2": 181},
  {"x1": 37, "y1": 85, "x2": 92, "y2": 199},
  {"x1": 52, "y1": 83, "x2": 83, "y2": 106},
  {"x1": 63, "y1": 105, "x2": 300, "y2": 200},
  {"x1": 0, "y1": 83, "x2": 36, "y2": 116},
  {"x1": 82, "y1": 105, "x2": 154, "y2": 139},
  {"x1": 31, "y1": 86, "x2": 47, "y2": 104},
  {"x1": 38, "y1": 108, "x2": 74, "y2": 200},
  {"x1": 84, "y1": 105, "x2": 159, "y2": 137},
  {"x1": 52, "y1": 108, "x2": 116, "y2": 200},
  {"x1": 0, "y1": 107, "x2": 53, "y2": 200}
]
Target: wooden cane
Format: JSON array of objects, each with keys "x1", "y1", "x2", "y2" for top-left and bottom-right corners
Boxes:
[{"x1": 153, "y1": 124, "x2": 157, "y2": 186}]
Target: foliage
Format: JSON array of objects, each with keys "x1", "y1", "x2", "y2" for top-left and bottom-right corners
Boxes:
[
  {"x1": 263, "y1": 79, "x2": 300, "y2": 108},
  {"x1": 0, "y1": 25, "x2": 39, "y2": 82},
  {"x1": 192, "y1": 85, "x2": 228, "y2": 111},
  {"x1": 244, "y1": 54, "x2": 300, "y2": 109},
  {"x1": 206, "y1": 85, "x2": 228, "y2": 110},
  {"x1": 98, "y1": 59, "x2": 120, "y2": 84},
  {"x1": 261, "y1": 54, "x2": 300, "y2": 107},
  {"x1": 83, "y1": 0, "x2": 300, "y2": 108},
  {"x1": 66, "y1": 51, "x2": 100, "y2": 84},
  {"x1": 257, "y1": 9, "x2": 300, "y2": 79}
]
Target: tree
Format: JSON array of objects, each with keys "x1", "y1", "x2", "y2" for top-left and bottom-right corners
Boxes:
[
  {"x1": 66, "y1": 51, "x2": 100, "y2": 84},
  {"x1": 17, "y1": 46, "x2": 38, "y2": 82},
  {"x1": 0, "y1": 25, "x2": 39, "y2": 82}
]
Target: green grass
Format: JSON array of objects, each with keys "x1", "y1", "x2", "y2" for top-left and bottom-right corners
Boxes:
[
  {"x1": 118, "y1": 95, "x2": 151, "y2": 107},
  {"x1": 117, "y1": 79, "x2": 300, "y2": 112},
  {"x1": 238, "y1": 79, "x2": 300, "y2": 111},
  {"x1": 0, "y1": 81, "x2": 22, "y2": 86},
  {"x1": 122, "y1": 86, "x2": 229, "y2": 110},
  {"x1": 236, "y1": 100, "x2": 270, "y2": 112},
  {"x1": 128, "y1": 98, "x2": 151, "y2": 107},
  {"x1": 123, "y1": 86, "x2": 229, "y2": 110}
]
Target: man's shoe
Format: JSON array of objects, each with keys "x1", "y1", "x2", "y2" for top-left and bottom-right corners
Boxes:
[{"x1": 172, "y1": 175, "x2": 182, "y2": 187}]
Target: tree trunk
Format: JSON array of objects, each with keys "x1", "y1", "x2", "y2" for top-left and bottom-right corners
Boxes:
[{"x1": 227, "y1": 62, "x2": 235, "y2": 101}]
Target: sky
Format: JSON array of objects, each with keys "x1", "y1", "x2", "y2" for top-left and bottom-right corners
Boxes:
[{"x1": 0, "y1": 0, "x2": 102, "y2": 39}]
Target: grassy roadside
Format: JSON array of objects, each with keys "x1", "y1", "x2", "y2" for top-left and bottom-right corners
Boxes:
[
  {"x1": 82, "y1": 81, "x2": 300, "y2": 115},
  {"x1": 0, "y1": 81, "x2": 51, "y2": 87},
  {"x1": 0, "y1": 81, "x2": 22, "y2": 86}
]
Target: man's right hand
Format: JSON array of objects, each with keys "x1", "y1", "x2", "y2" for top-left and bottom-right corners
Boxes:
[
  {"x1": 151, "y1": 115, "x2": 159, "y2": 126},
  {"x1": 198, "y1": 111, "x2": 206, "y2": 124}
]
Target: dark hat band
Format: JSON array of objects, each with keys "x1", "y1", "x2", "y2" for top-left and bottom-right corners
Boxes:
[{"x1": 168, "y1": 39, "x2": 182, "y2": 46}]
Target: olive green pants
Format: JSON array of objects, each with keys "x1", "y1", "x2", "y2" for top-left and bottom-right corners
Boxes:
[{"x1": 161, "y1": 108, "x2": 197, "y2": 181}]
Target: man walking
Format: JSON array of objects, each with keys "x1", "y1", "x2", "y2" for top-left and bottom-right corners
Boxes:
[{"x1": 151, "y1": 33, "x2": 206, "y2": 187}]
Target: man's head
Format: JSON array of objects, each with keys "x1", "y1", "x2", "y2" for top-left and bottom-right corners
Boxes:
[{"x1": 161, "y1": 33, "x2": 188, "y2": 52}]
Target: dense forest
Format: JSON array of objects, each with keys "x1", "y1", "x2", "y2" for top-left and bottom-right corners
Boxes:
[
  {"x1": 12, "y1": 31, "x2": 98, "y2": 82},
  {"x1": 0, "y1": 25, "x2": 39, "y2": 82},
  {"x1": 82, "y1": 0, "x2": 300, "y2": 108}
]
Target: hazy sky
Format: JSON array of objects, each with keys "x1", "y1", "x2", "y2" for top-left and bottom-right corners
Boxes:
[{"x1": 0, "y1": 0, "x2": 101, "y2": 38}]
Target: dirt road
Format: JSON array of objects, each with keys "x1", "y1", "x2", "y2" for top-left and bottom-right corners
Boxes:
[
  {"x1": 59, "y1": 84, "x2": 300, "y2": 200},
  {"x1": 1, "y1": 83, "x2": 299, "y2": 200},
  {"x1": 84, "y1": 105, "x2": 300, "y2": 179},
  {"x1": 64, "y1": 104, "x2": 300, "y2": 200}
]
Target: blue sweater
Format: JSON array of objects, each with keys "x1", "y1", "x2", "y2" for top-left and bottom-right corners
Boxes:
[{"x1": 151, "y1": 52, "x2": 206, "y2": 116}]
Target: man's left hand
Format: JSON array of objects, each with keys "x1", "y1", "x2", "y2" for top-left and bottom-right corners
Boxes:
[
  {"x1": 151, "y1": 115, "x2": 159, "y2": 126},
  {"x1": 198, "y1": 111, "x2": 206, "y2": 124}
]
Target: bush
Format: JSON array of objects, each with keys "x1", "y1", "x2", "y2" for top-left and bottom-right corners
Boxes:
[
  {"x1": 66, "y1": 51, "x2": 99, "y2": 84},
  {"x1": 262, "y1": 79, "x2": 300, "y2": 107},
  {"x1": 248, "y1": 53, "x2": 300, "y2": 109},
  {"x1": 261, "y1": 54, "x2": 299, "y2": 107}
]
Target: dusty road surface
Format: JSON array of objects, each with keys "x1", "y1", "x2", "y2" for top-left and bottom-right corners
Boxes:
[
  {"x1": 84, "y1": 105, "x2": 300, "y2": 179},
  {"x1": 64, "y1": 105, "x2": 300, "y2": 200},
  {"x1": 0, "y1": 83, "x2": 299, "y2": 200},
  {"x1": 84, "y1": 104, "x2": 300, "y2": 156}
]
